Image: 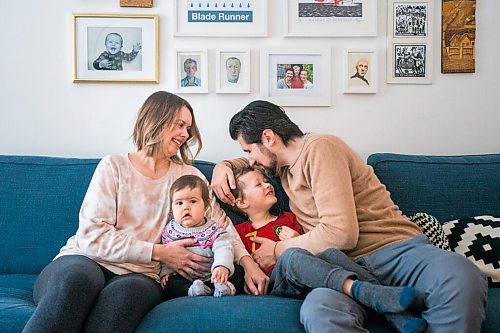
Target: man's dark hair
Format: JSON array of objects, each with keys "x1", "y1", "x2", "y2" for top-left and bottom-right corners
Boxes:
[{"x1": 229, "y1": 100, "x2": 303, "y2": 146}]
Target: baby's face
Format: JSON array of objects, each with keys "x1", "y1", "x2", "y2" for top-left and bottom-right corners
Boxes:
[
  {"x1": 105, "y1": 34, "x2": 123, "y2": 54},
  {"x1": 171, "y1": 186, "x2": 207, "y2": 228}
]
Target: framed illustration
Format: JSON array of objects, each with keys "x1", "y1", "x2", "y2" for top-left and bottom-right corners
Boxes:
[
  {"x1": 73, "y1": 14, "x2": 158, "y2": 83},
  {"x1": 175, "y1": 49, "x2": 208, "y2": 93},
  {"x1": 343, "y1": 49, "x2": 377, "y2": 94},
  {"x1": 174, "y1": 0, "x2": 267, "y2": 37},
  {"x1": 284, "y1": 0, "x2": 378, "y2": 37},
  {"x1": 387, "y1": 0, "x2": 434, "y2": 84},
  {"x1": 215, "y1": 49, "x2": 251, "y2": 94},
  {"x1": 260, "y1": 47, "x2": 331, "y2": 106}
]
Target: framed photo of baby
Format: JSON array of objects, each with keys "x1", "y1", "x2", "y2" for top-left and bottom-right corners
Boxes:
[
  {"x1": 73, "y1": 14, "x2": 158, "y2": 83},
  {"x1": 343, "y1": 48, "x2": 377, "y2": 94}
]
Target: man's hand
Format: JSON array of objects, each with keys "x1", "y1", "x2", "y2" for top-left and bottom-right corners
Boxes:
[
  {"x1": 152, "y1": 239, "x2": 212, "y2": 281},
  {"x1": 240, "y1": 256, "x2": 269, "y2": 295},
  {"x1": 250, "y1": 237, "x2": 277, "y2": 270},
  {"x1": 211, "y1": 162, "x2": 236, "y2": 205}
]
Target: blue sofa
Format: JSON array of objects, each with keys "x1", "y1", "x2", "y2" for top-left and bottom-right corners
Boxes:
[{"x1": 0, "y1": 153, "x2": 498, "y2": 332}]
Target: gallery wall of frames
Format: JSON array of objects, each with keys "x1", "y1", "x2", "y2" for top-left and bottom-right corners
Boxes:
[{"x1": 73, "y1": 0, "x2": 477, "y2": 107}]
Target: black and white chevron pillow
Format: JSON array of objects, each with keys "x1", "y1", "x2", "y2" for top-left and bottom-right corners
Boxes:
[
  {"x1": 408, "y1": 213, "x2": 450, "y2": 250},
  {"x1": 442, "y1": 215, "x2": 500, "y2": 287}
]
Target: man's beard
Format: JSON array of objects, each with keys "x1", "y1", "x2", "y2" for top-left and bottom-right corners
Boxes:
[{"x1": 257, "y1": 145, "x2": 278, "y2": 177}]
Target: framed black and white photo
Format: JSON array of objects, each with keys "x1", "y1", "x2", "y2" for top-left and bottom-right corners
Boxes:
[
  {"x1": 73, "y1": 14, "x2": 158, "y2": 83},
  {"x1": 387, "y1": 0, "x2": 433, "y2": 84},
  {"x1": 175, "y1": 49, "x2": 208, "y2": 93},
  {"x1": 343, "y1": 48, "x2": 377, "y2": 94},
  {"x1": 284, "y1": 0, "x2": 378, "y2": 37},
  {"x1": 215, "y1": 49, "x2": 250, "y2": 94},
  {"x1": 260, "y1": 47, "x2": 331, "y2": 106},
  {"x1": 174, "y1": 0, "x2": 267, "y2": 37}
]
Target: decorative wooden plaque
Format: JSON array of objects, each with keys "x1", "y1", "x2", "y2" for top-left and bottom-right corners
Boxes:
[
  {"x1": 441, "y1": 0, "x2": 476, "y2": 73},
  {"x1": 120, "y1": 0, "x2": 153, "y2": 8}
]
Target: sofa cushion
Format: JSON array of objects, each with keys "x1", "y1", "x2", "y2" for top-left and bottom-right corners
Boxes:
[
  {"x1": 0, "y1": 274, "x2": 36, "y2": 332},
  {"x1": 408, "y1": 213, "x2": 450, "y2": 250},
  {"x1": 442, "y1": 216, "x2": 499, "y2": 287}
]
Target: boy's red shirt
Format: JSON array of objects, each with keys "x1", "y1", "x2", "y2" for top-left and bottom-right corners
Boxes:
[{"x1": 235, "y1": 211, "x2": 303, "y2": 275}]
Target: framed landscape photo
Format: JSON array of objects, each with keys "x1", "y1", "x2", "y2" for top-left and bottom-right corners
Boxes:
[
  {"x1": 73, "y1": 14, "x2": 158, "y2": 83},
  {"x1": 216, "y1": 49, "x2": 251, "y2": 94},
  {"x1": 260, "y1": 47, "x2": 331, "y2": 106},
  {"x1": 174, "y1": 0, "x2": 267, "y2": 37},
  {"x1": 343, "y1": 48, "x2": 377, "y2": 94},
  {"x1": 284, "y1": 0, "x2": 378, "y2": 37},
  {"x1": 175, "y1": 49, "x2": 208, "y2": 93}
]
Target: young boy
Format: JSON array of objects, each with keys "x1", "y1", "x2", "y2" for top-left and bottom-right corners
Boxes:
[
  {"x1": 232, "y1": 166, "x2": 427, "y2": 333},
  {"x1": 160, "y1": 175, "x2": 244, "y2": 298},
  {"x1": 93, "y1": 32, "x2": 141, "y2": 70}
]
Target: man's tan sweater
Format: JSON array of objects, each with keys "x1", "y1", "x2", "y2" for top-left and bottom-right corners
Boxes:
[{"x1": 229, "y1": 134, "x2": 421, "y2": 259}]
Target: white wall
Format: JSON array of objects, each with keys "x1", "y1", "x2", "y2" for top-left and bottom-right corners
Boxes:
[{"x1": 1, "y1": 1, "x2": 498, "y2": 161}]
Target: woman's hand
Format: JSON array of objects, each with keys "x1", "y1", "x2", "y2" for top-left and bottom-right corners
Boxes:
[
  {"x1": 210, "y1": 162, "x2": 236, "y2": 205},
  {"x1": 152, "y1": 239, "x2": 212, "y2": 281},
  {"x1": 240, "y1": 256, "x2": 269, "y2": 295}
]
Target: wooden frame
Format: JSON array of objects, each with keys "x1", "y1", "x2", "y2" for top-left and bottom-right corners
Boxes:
[
  {"x1": 73, "y1": 14, "x2": 158, "y2": 83},
  {"x1": 215, "y1": 49, "x2": 251, "y2": 94},
  {"x1": 387, "y1": 0, "x2": 434, "y2": 84},
  {"x1": 260, "y1": 47, "x2": 331, "y2": 106},
  {"x1": 174, "y1": 49, "x2": 208, "y2": 94},
  {"x1": 284, "y1": 0, "x2": 378, "y2": 37},
  {"x1": 343, "y1": 48, "x2": 377, "y2": 94},
  {"x1": 174, "y1": 0, "x2": 267, "y2": 37}
]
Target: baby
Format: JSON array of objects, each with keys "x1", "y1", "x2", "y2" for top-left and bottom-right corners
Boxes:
[
  {"x1": 93, "y1": 32, "x2": 141, "y2": 70},
  {"x1": 160, "y1": 175, "x2": 242, "y2": 298}
]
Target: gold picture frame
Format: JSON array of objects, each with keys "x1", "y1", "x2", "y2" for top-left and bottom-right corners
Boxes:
[{"x1": 73, "y1": 14, "x2": 158, "y2": 83}]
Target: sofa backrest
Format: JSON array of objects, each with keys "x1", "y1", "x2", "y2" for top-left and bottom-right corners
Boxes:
[
  {"x1": 0, "y1": 155, "x2": 289, "y2": 275},
  {"x1": 367, "y1": 153, "x2": 500, "y2": 223}
]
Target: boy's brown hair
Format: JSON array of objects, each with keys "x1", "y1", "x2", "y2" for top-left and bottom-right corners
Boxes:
[{"x1": 169, "y1": 175, "x2": 210, "y2": 219}]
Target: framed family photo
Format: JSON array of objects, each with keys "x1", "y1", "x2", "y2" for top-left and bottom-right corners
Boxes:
[
  {"x1": 215, "y1": 49, "x2": 251, "y2": 94},
  {"x1": 174, "y1": 0, "x2": 267, "y2": 37},
  {"x1": 284, "y1": 0, "x2": 378, "y2": 37},
  {"x1": 387, "y1": 0, "x2": 434, "y2": 84},
  {"x1": 73, "y1": 14, "x2": 158, "y2": 83},
  {"x1": 175, "y1": 49, "x2": 208, "y2": 94},
  {"x1": 260, "y1": 47, "x2": 331, "y2": 106},
  {"x1": 343, "y1": 48, "x2": 377, "y2": 94}
]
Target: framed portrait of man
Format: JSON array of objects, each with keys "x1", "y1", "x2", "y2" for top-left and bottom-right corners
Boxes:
[
  {"x1": 343, "y1": 48, "x2": 377, "y2": 94},
  {"x1": 174, "y1": 49, "x2": 208, "y2": 93},
  {"x1": 215, "y1": 49, "x2": 251, "y2": 94}
]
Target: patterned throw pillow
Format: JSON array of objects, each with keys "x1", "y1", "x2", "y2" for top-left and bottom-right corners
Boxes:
[
  {"x1": 442, "y1": 216, "x2": 500, "y2": 287},
  {"x1": 408, "y1": 213, "x2": 450, "y2": 250}
]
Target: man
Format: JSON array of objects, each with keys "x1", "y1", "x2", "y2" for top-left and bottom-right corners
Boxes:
[
  {"x1": 225, "y1": 57, "x2": 241, "y2": 84},
  {"x1": 277, "y1": 68, "x2": 293, "y2": 89},
  {"x1": 180, "y1": 58, "x2": 201, "y2": 87},
  {"x1": 350, "y1": 58, "x2": 370, "y2": 85},
  {"x1": 211, "y1": 100, "x2": 487, "y2": 333}
]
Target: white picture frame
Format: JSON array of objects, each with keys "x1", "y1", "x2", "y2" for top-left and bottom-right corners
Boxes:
[
  {"x1": 387, "y1": 0, "x2": 434, "y2": 84},
  {"x1": 343, "y1": 48, "x2": 377, "y2": 94},
  {"x1": 260, "y1": 47, "x2": 331, "y2": 107},
  {"x1": 174, "y1": 0, "x2": 267, "y2": 37},
  {"x1": 73, "y1": 14, "x2": 158, "y2": 83},
  {"x1": 215, "y1": 49, "x2": 251, "y2": 94},
  {"x1": 284, "y1": 0, "x2": 378, "y2": 37},
  {"x1": 175, "y1": 49, "x2": 208, "y2": 94}
]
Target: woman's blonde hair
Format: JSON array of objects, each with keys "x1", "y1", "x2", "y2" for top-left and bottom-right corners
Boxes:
[{"x1": 132, "y1": 91, "x2": 202, "y2": 164}]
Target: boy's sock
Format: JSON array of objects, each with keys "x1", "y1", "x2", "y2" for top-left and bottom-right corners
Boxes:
[
  {"x1": 188, "y1": 280, "x2": 212, "y2": 297},
  {"x1": 384, "y1": 312, "x2": 428, "y2": 333},
  {"x1": 213, "y1": 281, "x2": 236, "y2": 297},
  {"x1": 350, "y1": 281, "x2": 417, "y2": 313}
]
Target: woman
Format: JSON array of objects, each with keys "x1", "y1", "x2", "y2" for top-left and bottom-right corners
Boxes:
[{"x1": 23, "y1": 91, "x2": 267, "y2": 333}]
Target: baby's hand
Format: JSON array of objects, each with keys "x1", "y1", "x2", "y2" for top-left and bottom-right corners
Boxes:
[
  {"x1": 211, "y1": 266, "x2": 229, "y2": 285},
  {"x1": 99, "y1": 59, "x2": 112, "y2": 69},
  {"x1": 279, "y1": 226, "x2": 300, "y2": 240},
  {"x1": 133, "y1": 42, "x2": 142, "y2": 52},
  {"x1": 160, "y1": 274, "x2": 170, "y2": 288}
]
